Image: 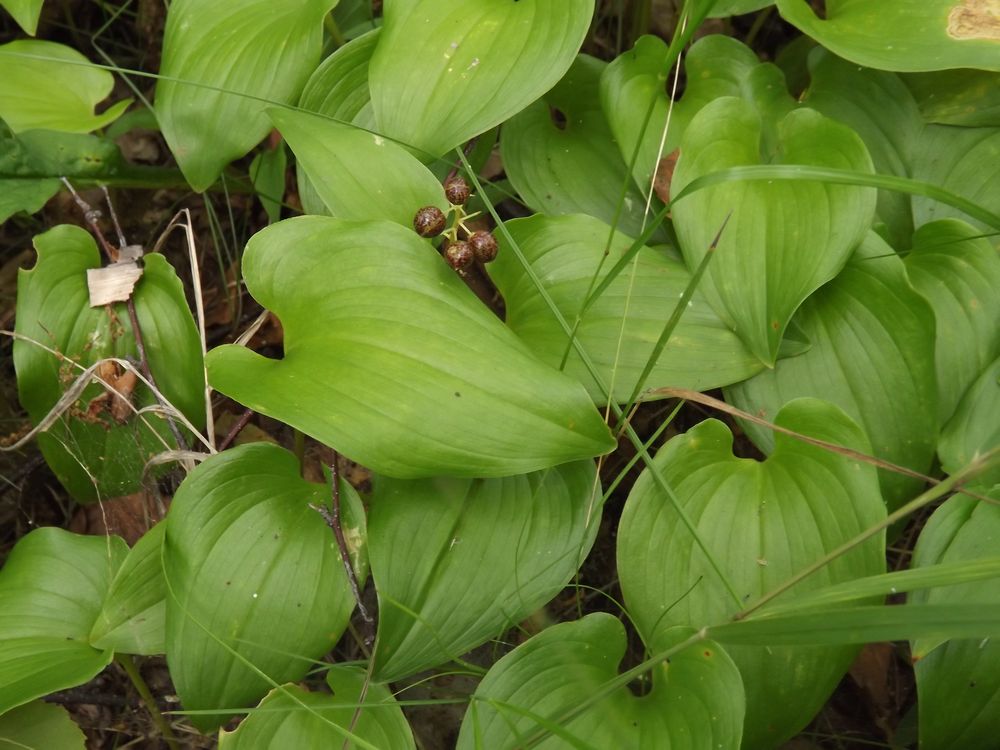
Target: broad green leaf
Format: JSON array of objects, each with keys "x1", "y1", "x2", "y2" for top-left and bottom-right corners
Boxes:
[
  {"x1": 206, "y1": 217, "x2": 614, "y2": 479},
  {"x1": 671, "y1": 98, "x2": 877, "y2": 364},
  {"x1": 903, "y1": 69, "x2": 1000, "y2": 127},
  {"x1": 90, "y1": 522, "x2": 166, "y2": 656},
  {"x1": 618, "y1": 398, "x2": 886, "y2": 748},
  {"x1": 164, "y1": 443, "x2": 366, "y2": 731},
  {"x1": 456, "y1": 616, "x2": 745, "y2": 750},
  {"x1": 368, "y1": 0, "x2": 595, "y2": 158},
  {"x1": 155, "y1": 0, "x2": 334, "y2": 191},
  {"x1": 776, "y1": 0, "x2": 1000, "y2": 72},
  {"x1": 332, "y1": 0, "x2": 379, "y2": 40},
  {"x1": 904, "y1": 220, "x2": 1000, "y2": 424},
  {"x1": 369, "y1": 460, "x2": 600, "y2": 683},
  {"x1": 938, "y1": 356, "x2": 1000, "y2": 488},
  {"x1": 803, "y1": 49, "x2": 921, "y2": 248},
  {"x1": 0, "y1": 0, "x2": 43, "y2": 35},
  {"x1": 911, "y1": 125, "x2": 1000, "y2": 233},
  {"x1": 490, "y1": 214, "x2": 763, "y2": 403},
  {"x1": 268, "y1": 108, "x2": 447, "y2": 227},
  {"x1": 0, "y1": 528, "x2": 127, "y2": 714},
  {"x1": 725, "y1": 233, "x2": 938, "y2": 509},
  {"x1": 910, "y1": 490, "x2": 1000, "y2": 749},
  {"x1": 13, "y1": 225, "x2": 205, "y2": 502},
  {"x1": 249, "y1": 143, "x2": 287, "y2": 225},
  {"x1": 219, "y1": 668, "x2": 414, "y2": 750},
  {"x1": 0, "y1": 701, "x2": 86, "y2": 750},
  {"x1": 501, "y1": 55, "x2": 651, "y2": 239},
  {"x1": 711, "y1": 0, "x2": 772, "y2": 16},
  {"x1": 0, "y1": 40, "x2": 129, "y2": 133}
]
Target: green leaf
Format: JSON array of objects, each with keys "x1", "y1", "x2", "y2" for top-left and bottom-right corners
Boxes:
[
  {"x1": 710, "y1": 0, "x2": 773, "y2": 16},
  {"x1": 368, "y1": 0, "x2": 595, "y2": 158},
  {"x1": 725, "y1": 233, "x2": 938, "y2": 509},
  {"x1": 268, "y1": 108, "x2": 447, "y2": 227},
  {"x1": 249, "y1": 144, "x2": 287, "y2": 225},
  {"x1": 618, "y1": 398, "x2": 886, "y2": 748},
  {"x1": 501, "y1": 55, "x2": 652, "y2": 238},
  {"x1": 0, "y1": 0, "x2": 44, "y2": 35},
  {"x1": 938, "y1": 356, "x2": 1000, "y2": 488},
  {"x1": 903, "y1": 69, "x2": 1000, "y2": 127},
  {"x1": 0, "y1": 40, "x2": 129, "y2": 133},
  {"x1": 490, "y1": 214, "x2": 763, "y2": 403},
  {"x1": 164, "y1": 443, "x2": 366, "y2": 731},
  {"x1": 369, "y1": 460, "x2": 601, "y2": 683},
  {"x1": 803, "y1": 48, "x2": 921, "y2": 248},
  {"x1": 456, "y1": 616, "x2": 745, "y2": 750},
  {"x1": 911, "y1": 125, "x2": 1000, "y2": 234},
  {"x1": 90, "y1": 523, "x2": 167, "y2": 656},
  {"x1": 0, "y1": 701, "x2": 86, "y2": 750},
  {"x1": 13, "y1": 225, "x2": 205, "y2": 502},
  {"x1": 206, "y1": 216, "x2": 614, "y2": 479},
  {"x1": 155, "y1": 0, "x2": 334, "y2": 191},
  {"x1": 0, "y1": 528, "x2": 127, "y2": 714},
  {"x1": 776, "y1": 0, "x2": 1000, "y2": 72},
  {"x1": 219, "y1": 668, "x2": 414, "y2": 750},
  {"x1": 904, "y1": 219, "x2": 1000, "y2": 424}
]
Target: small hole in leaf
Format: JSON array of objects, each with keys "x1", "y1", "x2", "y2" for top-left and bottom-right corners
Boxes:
[{"x1": 549, "y1": 106, "x2": 567, "y2": 130}]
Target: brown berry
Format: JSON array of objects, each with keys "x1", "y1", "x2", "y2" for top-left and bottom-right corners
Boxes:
[
  {"x1": 443, "y1": 176, "x2": 471, "y2": 205},
  {"x1": 468, "y1": 230, "x2": 498, "y2": 263},
  {"x1": 444, "y1": 240, "x2": 474, "y2": 271},
  {"x1": 413, "y1": 205, "x2": 446, "y2": 237}
]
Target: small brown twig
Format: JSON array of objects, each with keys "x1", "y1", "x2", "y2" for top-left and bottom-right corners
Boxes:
[{"x1": 217, "y1": 407, "x2": 254, "y2": 451}]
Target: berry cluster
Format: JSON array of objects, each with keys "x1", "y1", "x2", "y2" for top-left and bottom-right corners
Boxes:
[{"x1": 412, "y1": 175, "x2": 499, "y2": 273}]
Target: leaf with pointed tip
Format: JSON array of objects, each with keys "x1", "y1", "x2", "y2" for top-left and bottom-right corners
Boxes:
[
  {"x1": 155, "y1": 0, "x2": 334, "y2": 191},
  {"x1": 369, "y1": 460, "x2": 600, "y2": 683},
  {"x1": 0, "y1": 40, "x2": 130, "y2": 133},
  {"x1": 0, "y1": 701, "x2": 86, "y2": 750},
  {"x1": 206, "y1": 217, "x2": 614, "y2": 478},
  {"x1": 163, "y1": 443, "x2": 367, "y2": 731},
  {"x1": 219, "y1": 668, "x2": 414, "y2": 750},
  {"x1": 618, "y1": 398, "x2": 886, "y2": 748},
  {"x1": 490, "y1": 214, "x2": 763, "y2": 403},
  {"x1": 938, "y1": 356, "x2": 1000, "y2": 489},
  {"x1": 0, "y1": 0, "x2": 43, "y2": 35},
  {"x1": 0, "y1": 528, "x2": 128, "y2": 714},
  {"x1": 456, "y1": 615, "x2": 744, "y2": 750},
  {"x1": 268, "y1": 108, "x2": 446, "y2": 227},
  {"x1": 369, "y1": 0, "x2": 594, "y2": 158},
  {"x1": 904, "y1": 220, "x2": 1000, "y2": 424},
  {"x1": 776, "y1": 0, "x2": 1000, "y2": 72},
  {"x1": 671, "y1": 99, "x2": 877, "y2": 364},
  {"x1": 725, "y1": 233, "x2": 938, "y2": 509}
]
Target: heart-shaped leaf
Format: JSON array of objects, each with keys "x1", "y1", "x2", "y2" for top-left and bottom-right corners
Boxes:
[
  {"x1": 725, "y1": 233, "x2": 938, "y2": 509},
  {"x1": 369, "y1": 460, "x2": 600, "y2": 682},
  {"x1": 938, "y1": 356, "x2": 1000, "y2": 490},
  {"x1": 501, "y1": 55, "x2": 651, "y2": 238},
  {"x1": 776, "y1": 0, "x2": 1000, "y2": 72},
  {"x1": 0, "y1": 701, "x2": 86, "y2": 750},
  {"x1": 368, "y1": 0, "x2": 594, "y2": 158},
  {"x1": 904, "y1": 220, "x2": 1000, "y2": 424},
  {"x1": 163, "y1": 443, "x2": 366, "y2": 730},
  {"x1": 671, "y1": 98, "x2": 877, "y2": 364},
  {"x1": 0, "y1": 528, "x2": 128, "y2": 714},
  {"x1": 206, "y1": 216, "x2": 614, "y2": 479},
  {"x1": 0, "y1": 0, "x2": 44, "y2": 35},
  {"x1": 490, "y1": 214, "x2": 763, "y2": 403},
  {"x1": 13, "y1": 225, "x2": 205, "y2": 502},
  {"x1": 0, "y1": 40, "x2": 129, "y2": 133},
  {"x1": 456, "y1": 615, "x2": 745, "y2": 749},
  {"x1": 618, "y1": 398, "x2": 886, "y2": 747},
  {"x1": 268, "y1": 108, "x2": 446, "y2": 227},
  {"x1": 155, "y1": 0, "x2": 334, "y2": 191},
  {"x1": 219, "y1": 668, "x2": 415, "y2": 749}
]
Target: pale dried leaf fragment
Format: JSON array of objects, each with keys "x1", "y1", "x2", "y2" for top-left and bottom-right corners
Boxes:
[
  {"x1": 87, "y1": 244, "x2": 145, "y2": 306},
  {"x1": 947, "y1": 0, "x2": 1000, "y2": 40}
]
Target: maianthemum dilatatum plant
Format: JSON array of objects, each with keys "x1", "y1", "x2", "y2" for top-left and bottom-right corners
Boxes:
[{"x1": 1, "y1": 0, "x2": 1000, "y2": 747}]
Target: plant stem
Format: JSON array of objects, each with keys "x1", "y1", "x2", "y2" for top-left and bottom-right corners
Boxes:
[{"x1": 116, "y1": 655, "x2": 180, "y2": 750}]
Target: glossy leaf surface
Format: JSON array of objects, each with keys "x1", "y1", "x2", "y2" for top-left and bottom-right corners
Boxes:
[
  {"x1": 0, "y1": 528, "x2": 127, "y2": 714},
  {"x1": 369, "y1": 0, "x2": 594, "y2": 157},
  {"x1": 726, "y1": 233, "x2": 938, "y2": 509},
  {"x1": 671, "y1": 98, "x2": 876, "y2": 364},
  {"x1": 369, "y1": 460, "x2": 600, "y2": 682},
  {"x1": 618, "y1": 399, "x2": 886, "y2": 747},
  {"x1": 0, "y1": 0, "x2": 43, "y2": 35},
  {"x1": 155, "y1": 0, "x2": 334, "y2": 190},
  {"x1": 207, "y1": 217, "x2": 614, "y2": 478},
  {"x1": 456, "y1": 615, "x2": 745, "y2": 750},
  {"x1": 164, "y1": 444, "x2": 366, "y2": 730},
  {"x1": 491, "y1": 214, "x2": 763, "y2": 403},
  {"x1": 0, "y1": 701, "x2": 86, "y2": 750}
]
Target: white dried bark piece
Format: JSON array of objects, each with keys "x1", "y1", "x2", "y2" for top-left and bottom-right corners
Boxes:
[{"x1": 87, "y1": 262, "x2": 144, "y2": 306}]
